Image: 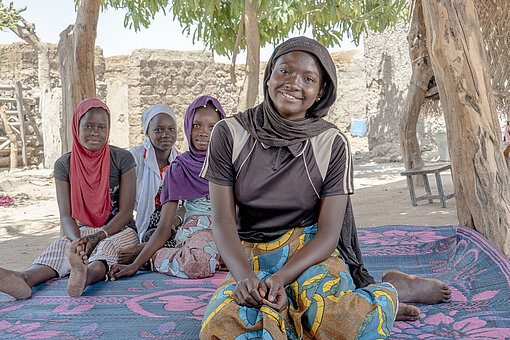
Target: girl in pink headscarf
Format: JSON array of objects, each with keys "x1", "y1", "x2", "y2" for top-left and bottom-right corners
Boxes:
[
  {"x1": 0, "y1": 99, "x2": 139, "y2": 299},
  {"x1": 110, "y1": 95, "x2": 226, "y2": 280}
]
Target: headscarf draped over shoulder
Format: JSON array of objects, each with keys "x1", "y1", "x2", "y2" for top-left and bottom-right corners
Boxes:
[
  {"x1": 234, "y1": 36, "x2": 337, "y2": 147},
  {"x1": 133, "y1": 104, "x2": 178, "y2": 241},
  {"x1": 70, "y1": 98, "x2": 112, "y2": 228},
  {"x1": 160, "y1": 96, "x2": 226, "y2": 202}
]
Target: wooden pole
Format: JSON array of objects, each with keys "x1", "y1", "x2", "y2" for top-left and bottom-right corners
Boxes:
[
  {"x1": 57, "y1": 0, "x2": 101, "y2": 153},
  {"x1": 237, "y1": 0, "x2": 260, "y2": 112},
  {"x1": 398, "y1": 0, "x2": 431, "y2": 173},
  {"x1": 423, "y1": 0, "x2": 510, "y2": 257},
  {"x1": 0, "y1": 105, "x2": 18, "y2": 170},
  {"x1": 14, "y1": 81, "x2": 27, "y2": 167}
]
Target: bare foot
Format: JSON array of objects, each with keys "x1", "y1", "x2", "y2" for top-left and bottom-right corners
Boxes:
[
  {"x1": 67, "y1": 242, "x2": 89, "y2": 297},
  {"x1": 396, "y1": 302, "x2": 420, "y2": 321},
  {"x1": 0, "y1": 267, "x2": 31, "y2": 299},
  {"x1": 382, "y1": 269, "x2": 452, "y2": 304},
  {"x1": 118, "y1": 244, "x2": 145, "y2": 265}
]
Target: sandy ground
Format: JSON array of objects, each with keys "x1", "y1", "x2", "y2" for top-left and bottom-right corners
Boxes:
[{"x1": 0, "y1": 136, "x2": 458, "y2": 272}]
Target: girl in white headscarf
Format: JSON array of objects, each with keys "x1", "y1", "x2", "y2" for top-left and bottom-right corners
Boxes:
[{"x1": 128, "y1": 104, "x2": 179, "y2": 244}]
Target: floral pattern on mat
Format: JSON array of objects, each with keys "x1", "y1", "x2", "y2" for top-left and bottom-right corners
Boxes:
[{"x1": 1, "y1": 225, "x2": 510, "y2": 339}]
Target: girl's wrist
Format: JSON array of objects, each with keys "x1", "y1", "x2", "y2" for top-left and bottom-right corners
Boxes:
[{"x1": 95, "y1": 230, "x2": 107, "y2": 241}]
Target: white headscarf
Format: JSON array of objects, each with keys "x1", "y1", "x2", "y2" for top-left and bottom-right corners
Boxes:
[{"x1": 131, "y1": 104, "x2": 178, "y2": 241}]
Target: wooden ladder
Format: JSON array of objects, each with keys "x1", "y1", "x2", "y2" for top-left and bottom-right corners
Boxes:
[{"x1": 0, "y1": 81, "x2": 32, "y2": 169}]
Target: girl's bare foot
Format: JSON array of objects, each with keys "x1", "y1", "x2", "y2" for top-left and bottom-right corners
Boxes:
[
  {"x1": 383, "y1": 269, "x2": 452, "y2": 304},
  {"x1": 67, "y1": 242, "x2": 89, "y2": 297},
  {"x1": 117, "y1": 243, "x2": 145, "y2": 265},
  {"x1": 0, "y1": 267, "x2": 31, "y2": 299},
  {"x1": 396, "y1": 302, "x2": 420, "y2": 321}
]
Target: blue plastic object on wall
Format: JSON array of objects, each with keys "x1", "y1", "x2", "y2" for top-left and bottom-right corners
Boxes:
[{"x1": 350, "y1": 118, "x2": 367, "y2": 137}]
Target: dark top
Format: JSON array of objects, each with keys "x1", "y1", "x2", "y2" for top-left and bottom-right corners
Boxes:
[
  {"x1": 54, "y1": 145, "x2": 136, "y2": 229},
  {"x1": 202, "y1": 118, "x2": 353, "y2": 242}
]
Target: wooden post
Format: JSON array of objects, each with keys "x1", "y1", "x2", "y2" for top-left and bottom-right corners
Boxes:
[
  {"x1": 57, "y1": 0, "x2": 101, "y2": 153},
  {"x1": 0, "y1": 105, "x2": 18, "y2": 170},
  {"x1": 423, "y1": 0, "x2": 510, "y2": 257},
  {"x1": 398, "y1": 0, "x2": 431, "y2": 173},
  {"x1": 14, "y1": 81, "x2": 27, "y2": 167}
]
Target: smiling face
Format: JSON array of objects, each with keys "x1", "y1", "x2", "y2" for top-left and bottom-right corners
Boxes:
[
  {"x1": 147, "y1": 113, "x2": 177, "y2": 152},
  {"x1": 190, "y1": 106, "x2": 221, "y2": 151},
  {"x1": 268, "y1": 51, "x2": 324, "y2": 120},
  {"x1": 78, "y1": 107, "x2": 109, "y2": 151}
]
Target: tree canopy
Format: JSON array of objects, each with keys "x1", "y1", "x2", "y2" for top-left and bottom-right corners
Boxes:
[
  {"x1": 171, "y1": 0, "x2": 407, "y2": 57},
  {"x1": 96, "y1": 0, "x2": 407, "y2": 57}
]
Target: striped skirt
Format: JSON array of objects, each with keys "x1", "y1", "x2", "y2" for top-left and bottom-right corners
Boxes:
[
  {"x1": 200, "y1": 225, "x2": 397, "y2": 340},
  {"x1": 34, "y1": 226, "x2": 139, "y2": 277}
]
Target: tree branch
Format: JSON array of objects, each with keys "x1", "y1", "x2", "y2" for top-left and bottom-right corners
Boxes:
[{"x1": 0, "y1": 0, "x2": 43, "y2": 52}]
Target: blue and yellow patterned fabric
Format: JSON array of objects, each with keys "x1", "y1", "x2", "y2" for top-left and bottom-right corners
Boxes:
[{"x1": 200, "y1": 224, "x2": 397, "y2": 339}]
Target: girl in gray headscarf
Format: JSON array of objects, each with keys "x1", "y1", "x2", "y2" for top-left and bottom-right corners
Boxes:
[{"x1": 126, "y1": 104, "x2": 179, "y2": 245}]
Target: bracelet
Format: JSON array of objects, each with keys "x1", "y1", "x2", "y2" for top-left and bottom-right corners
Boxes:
[
  {"x1": 176, "y1": 215, "x2": 183, "y2": 226},
  {"x1": 102, "y1": 229, "x2": 109, "y2": 238}
]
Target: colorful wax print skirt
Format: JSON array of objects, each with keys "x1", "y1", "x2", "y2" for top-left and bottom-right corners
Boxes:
[{"x1": 200, "y1": 224, "x2": 397, "y2": 340}]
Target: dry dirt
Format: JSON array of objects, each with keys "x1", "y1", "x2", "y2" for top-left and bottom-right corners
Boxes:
[{"x1": 0, "y1": 136, "x2": 458, "y2": 271}]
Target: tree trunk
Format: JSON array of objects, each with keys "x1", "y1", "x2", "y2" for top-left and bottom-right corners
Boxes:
[
  {"x1": 237, "y1": 0, "x2": 260, "y2": 112},
  {"x1": 398, "y1": 0, "x2": 432, "y2": 172},
  {"x1": 57, "y1": 0, "x2": 100, "y2": 153},
  {"x1": 7, "y1": 10, "x2": 60, "y2": 167},
  {"x1": 36, "y1": 44, "x2": 61, "y2": 167},
  {"x1": 230, "y1": 15, "x2": 244, "y2": 86},
  {"x1": 423, "y1": 0, "x2": 510, "y2": 257}
]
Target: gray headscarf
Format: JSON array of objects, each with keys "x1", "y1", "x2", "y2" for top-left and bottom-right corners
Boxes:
[
  {"x1": 134, "y1": 103, "x2": 178, "y2": 242},
  {"x1": 142, "y1": 104, "x2": 176, "y2": 135}
]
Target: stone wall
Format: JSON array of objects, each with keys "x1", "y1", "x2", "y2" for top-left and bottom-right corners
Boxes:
[
  {"x1": 329, "y1": 50, "x2": 366, "y2": 131},
  {"x1": 0, "y1": 42, "x2": 60, "y2": 166},
  {"x1": 364, "y1": 22, "x2": 412, "y2": 161},
  {"x1": 122, "y1": 49, "x2": 238, "y2": 150}
]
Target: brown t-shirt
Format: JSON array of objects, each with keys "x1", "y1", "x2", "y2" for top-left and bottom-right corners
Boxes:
[
  {"x1": 201, "y1": 118, "x2": 353, "y2": 242},
  {"x1": 54, "y1": 145, "x2": 136, "y2": 229}
]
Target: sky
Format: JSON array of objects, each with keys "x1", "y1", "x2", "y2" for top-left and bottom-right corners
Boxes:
[{"x1": 0, "y1": 0, "x2": 361, "y2": 64}]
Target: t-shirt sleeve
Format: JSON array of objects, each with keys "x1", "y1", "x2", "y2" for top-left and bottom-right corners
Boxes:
[
  {"x1": 200, "y1": 120, "x2": 235, "y2": 186},
  {"x1": 54, "y1": 153, "x2": 71, "y2": 182},
  {"x1": 112, "y1": 146, "x2": 136, "y2": 175},
  {"x1": 320, "y1": 133, "x2": 354, "y2": 197}
]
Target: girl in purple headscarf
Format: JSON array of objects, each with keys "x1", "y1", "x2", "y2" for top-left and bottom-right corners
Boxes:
[{"x1": 109, "y1": 96, "x2": 226, "y2": 280}]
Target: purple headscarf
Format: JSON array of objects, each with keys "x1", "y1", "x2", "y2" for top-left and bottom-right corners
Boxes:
[{"x1": 160, "y1": 96, "x2": 226, "y2": 202}]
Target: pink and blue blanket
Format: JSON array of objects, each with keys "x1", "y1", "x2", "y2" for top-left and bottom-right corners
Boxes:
[{"x1": 1, "y1": 225, "x2": 509, "y2": 339}]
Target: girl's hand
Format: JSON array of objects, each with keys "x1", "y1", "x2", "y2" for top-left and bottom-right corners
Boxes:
[
  {"x1": 262, "y1": 274, "x2": 288, "y2": 312},
  {"x1": 108, "y1": 263, "x2": 139, "y2": 281},
  {"x1": 233, "y1": 276, "x2": 268, "y2": 307},
  {"x1": 77, "y1": 232, "x2": 104, "y2": 256}
]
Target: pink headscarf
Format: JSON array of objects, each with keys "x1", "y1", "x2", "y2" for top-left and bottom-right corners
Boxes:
[{"x1": 69, "y1": 99, "x2": 112, "y2": 228}]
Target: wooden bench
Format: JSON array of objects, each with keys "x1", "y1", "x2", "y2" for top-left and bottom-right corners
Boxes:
[{"x1": 400, "y1": 163, "x2": 455, "y2": 208}]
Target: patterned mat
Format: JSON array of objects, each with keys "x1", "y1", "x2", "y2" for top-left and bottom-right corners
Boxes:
[{"x1": 1, "y1": 225, "x2": 509, "y2": 339}]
